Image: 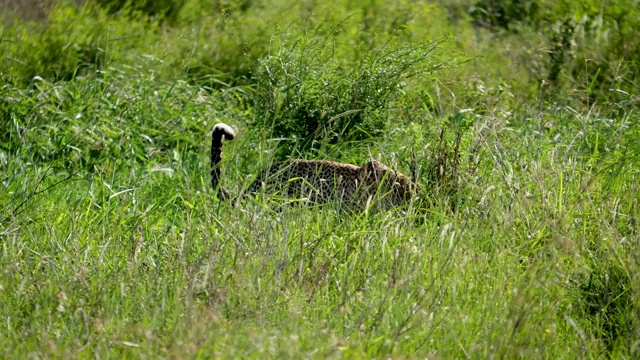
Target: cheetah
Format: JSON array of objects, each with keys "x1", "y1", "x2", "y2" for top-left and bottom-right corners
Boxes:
[{"x1": 210, "y1": 123, "x2": 420, "y2": 209}]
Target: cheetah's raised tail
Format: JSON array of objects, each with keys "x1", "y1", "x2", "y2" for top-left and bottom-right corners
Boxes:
[{"x1": 210, "y1": 123, "x2": 235, "y2": 201}]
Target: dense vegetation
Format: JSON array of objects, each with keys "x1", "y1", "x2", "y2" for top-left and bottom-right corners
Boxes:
[{"x1": 1, "y1": 0, "x2": 638, "y2": 357}]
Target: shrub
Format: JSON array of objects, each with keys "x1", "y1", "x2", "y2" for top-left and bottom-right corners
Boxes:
[
  {"x1": 0, "y1": 3, "x2": 157, "y2": 85},
  {"x1": 574, "y1": 258, "x2": 636, "y2": 354},
  {"x1": 534, "y1": 0, "x2": 639, "y2": 105},
  {"x1": 92, "y1": 0, "x2": 186, "y2": 23},
  {"x1": 470, "y1": 0, "x2": 539, "y2": 30},
  {"x1": 251, "y1": 32, "x2": 454, "y2": 158}
]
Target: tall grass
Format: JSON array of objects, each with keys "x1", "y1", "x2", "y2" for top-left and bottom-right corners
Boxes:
[{"x1": 1, "y1": 0, "x2": 639, "y2": 358}]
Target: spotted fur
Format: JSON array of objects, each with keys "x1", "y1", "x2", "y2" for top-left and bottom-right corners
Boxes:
[{"x1": 211, "y1": 123, "x2": 420, "y2": 208}]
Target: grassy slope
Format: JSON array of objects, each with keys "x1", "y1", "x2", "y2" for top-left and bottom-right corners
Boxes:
[{"x1": 1, "y1": 0, "x2": 639, "y2": 358}]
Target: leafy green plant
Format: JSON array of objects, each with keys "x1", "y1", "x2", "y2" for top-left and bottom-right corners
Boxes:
[
  {"x1": 252, "y1": 32, "x2": 454, "y2": 158},
  {"x1": 533, "y1": 0, "x2": 640, "y2": 105},
  {"x1": 471, "y1": 0, "x2": 539, "y2": 30},
  {"x1": 0, "y1": 3, "x2": 157, "y2": 85},
  {"x1": 93, "y1": 0, "x2": 186, "y2": 22},
  {"x1": 574, "y1": 258, "x2": 636, "y2": 354}
]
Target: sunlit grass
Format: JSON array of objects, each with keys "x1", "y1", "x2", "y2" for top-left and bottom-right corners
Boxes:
[{"x1": 1, "y1": 0, "x2": 639, "y2": 358}]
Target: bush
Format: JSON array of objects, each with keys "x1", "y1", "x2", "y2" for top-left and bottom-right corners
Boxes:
[
  {"x1": 0, "y1": 3, "x2": 157, "y2": 85},
  {"x1": 251, "y1": 32, "x2": 454, "y2": 158},
  {"x1": 574, "y1": 258, "x2": 637, "y2": 354},
  {"x1": 534, "y1": 0, "x2": 639, "y2": 105},
  {"x1": 92, "y1": 0, "x2": 186, "y2": 23},
  {"x1": 467, "y1": 0, "x2": 640, "y2": 105},
  {"x1": 470, "y1": 0, "x2": 539, "y2": 30}
]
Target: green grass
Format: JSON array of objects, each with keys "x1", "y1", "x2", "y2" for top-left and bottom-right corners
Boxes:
[{"x1": 1, "y1": 0, "x2": 639, "y2": 358}]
